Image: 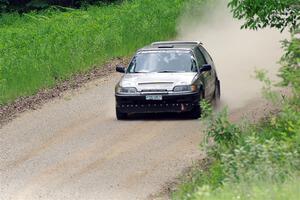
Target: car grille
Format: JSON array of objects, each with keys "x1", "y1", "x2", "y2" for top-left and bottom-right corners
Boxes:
[
  {"x1": 118, "y1": 103, "x2": 195, "y2": 113},
  {"x1": 141, "y1": 89, "x2": 168, "y2": 93}
]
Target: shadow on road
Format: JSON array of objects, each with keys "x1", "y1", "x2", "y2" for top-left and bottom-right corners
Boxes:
[{"x1": 124, "y1": 112, "x2": 200, "y2": 121}]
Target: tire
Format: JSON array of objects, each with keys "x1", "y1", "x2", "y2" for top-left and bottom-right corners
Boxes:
[
  {"x1": 213, "y1": 80, "x2": 221, "y2": 105},
  {"x1": 189, "y1": 105, "x2": 201, "y2": 119},
  {"x1": 189, "y1": 90, "x2": 204, "y2": 119},
  {"x1": 116, "y1": 108, "x2": 128, "y2": 120}
]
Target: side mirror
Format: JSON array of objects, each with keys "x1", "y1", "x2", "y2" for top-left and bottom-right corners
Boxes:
[
  {"x1": 116, "y1": 65, "x2": 126, "y2": 73},
  {"x1": 200, "y1": 64, "x2": 212, "y2": 73}
]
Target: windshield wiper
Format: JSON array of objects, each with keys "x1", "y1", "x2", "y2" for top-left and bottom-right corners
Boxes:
[
  {"x1": 157, "y1": 70, "x2": 184, "y2": 73},
  {"x1": 131, "y1": 71, "x2": 149, "y2": 73},
  {"x1": 157, "y1": 70, "x2": 178, "y2": 73}
]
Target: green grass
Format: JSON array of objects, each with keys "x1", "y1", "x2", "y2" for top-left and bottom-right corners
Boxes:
[
  {"x1": 172, "y1": 161, "x2": 225, "y2": 200},
  {"x1": 0, "y1": 0, "x2": 185, "y2": 105},
  {"x1": 192, "y1": 178, "x2": 300, "y2": 200}
]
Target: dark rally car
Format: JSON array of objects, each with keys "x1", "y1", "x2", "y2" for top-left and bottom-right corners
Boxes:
[{"x1": 115, "y1": 41, "x2": 221, "y2": 120}]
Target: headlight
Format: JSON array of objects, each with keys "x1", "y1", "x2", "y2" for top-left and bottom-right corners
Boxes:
[
  {"x1": 116, "y1": 86, "x2": 138, "y2": 94},
  {"x1": 173, "y1": 85, "x2": 197, "y2": 92}
]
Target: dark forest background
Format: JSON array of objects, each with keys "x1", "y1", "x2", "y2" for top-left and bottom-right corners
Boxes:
[{"x1": 0, "y1": 0, "x2": 122, "y2": 12}]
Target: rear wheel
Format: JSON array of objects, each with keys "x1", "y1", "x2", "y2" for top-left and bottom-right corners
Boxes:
[
  {"x1": 116, "y1": 108, "x2": 128, "y2": 120},
  {"x1": 213, "y1": 80, "x2": 221, "y2": 105}
]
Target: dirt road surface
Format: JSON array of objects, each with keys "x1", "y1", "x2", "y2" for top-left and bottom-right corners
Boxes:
[
  {"x1": 0, "y1": 2, "x2": 287, "y2": 200},
  {"x1": 0, "y1": 72, "x2": 276, "y2": 200},
  {"x1": 0, "y1": 73, "x2": 207, "y2": 200}
]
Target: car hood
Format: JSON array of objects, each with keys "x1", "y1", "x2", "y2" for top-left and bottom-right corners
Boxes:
[{"x1": 119, "y1": 72, "x2": 197, "y2": 91}]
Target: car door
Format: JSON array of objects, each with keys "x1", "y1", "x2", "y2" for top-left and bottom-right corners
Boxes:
[
  {"x1": 194, "y1": 47, "x2": 214, "y2": 99},
  {"x1": 198, "y1": 46, "x2": 216, "y2": 99}
]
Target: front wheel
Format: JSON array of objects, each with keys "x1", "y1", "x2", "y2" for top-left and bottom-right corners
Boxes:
[
  {"x1": 189, "y1": 90, "x2": 204, "y2": 119},
  {"x1": 189, "y1": 105, "x2": 201, "y2": 119},
  {"x1": 116, "y1": 108, "x2": 128, "y2": 120}
]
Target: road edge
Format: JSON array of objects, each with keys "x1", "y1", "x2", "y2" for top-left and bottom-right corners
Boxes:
[{"x1": 0, "y1": 57, "x2": 129, "y2": 128}]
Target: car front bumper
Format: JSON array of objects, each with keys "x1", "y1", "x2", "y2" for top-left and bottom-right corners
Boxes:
[{"x1": 115, "y1": 92, "x2": 200, "y2": 114}]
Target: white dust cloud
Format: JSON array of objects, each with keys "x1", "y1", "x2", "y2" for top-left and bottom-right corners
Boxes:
[{"x1": 177, "y1": 1, "x2": 288, "y2": 109}]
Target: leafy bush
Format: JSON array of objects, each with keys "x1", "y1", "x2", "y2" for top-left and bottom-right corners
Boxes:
[
  {"x1": 279, "y1": 29, "x2": 300, "y2": 104},
  {"x1": 221, "y1": 136, "x2": 299, "y2": 182},
  {"x1": 206, "y1": 109, "x2": 241, "y2": 148}
]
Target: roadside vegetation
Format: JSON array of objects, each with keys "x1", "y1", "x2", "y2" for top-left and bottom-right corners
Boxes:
[
  {"x1": 0, "y1": 0, "x2": 185, "y2": 105},
  {"x1": 173, "y1": 0, "x2": 300, "y2": 199}
]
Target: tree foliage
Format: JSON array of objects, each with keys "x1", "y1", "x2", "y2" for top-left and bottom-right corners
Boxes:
[
  {"x1": 228, "y1": 0, "x2": 300, "y2": 32},
  {"x1": 280, "y1": 30, "x2": 300, "y2": 104}
]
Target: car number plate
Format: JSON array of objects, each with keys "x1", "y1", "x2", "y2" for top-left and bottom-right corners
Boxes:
[{"x1": 146, "y1": 95, "x2": 163, "y2": 101}]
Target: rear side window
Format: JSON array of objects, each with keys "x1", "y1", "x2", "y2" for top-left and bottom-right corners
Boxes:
[
  {"x1": 194, "y1": 48, "x2": 206, "y2": 67},
  {"x1": 198, "y1": 46, "x2": 213, "y2": 64}
]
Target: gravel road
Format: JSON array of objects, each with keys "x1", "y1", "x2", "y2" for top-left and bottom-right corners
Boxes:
[
  {"x1": 0, "y1": 68, "x2": 281, "y2": 200},
  {"x1": 0, "y1": 73, "x2": 210, "y2": 200}
]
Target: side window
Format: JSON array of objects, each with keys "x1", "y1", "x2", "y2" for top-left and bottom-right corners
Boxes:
[
  {"x1": 194, "y1": 48, "x2": 206, "y2": 67},
  {"x1": 127, "y1": 56, "x2": 136, "y2": 73},
  {"x1": 199, "y1": 46, "x2": 213, "y2": 64}
]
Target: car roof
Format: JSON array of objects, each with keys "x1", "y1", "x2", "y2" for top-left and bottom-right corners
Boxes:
[{"x1": 138, "y1": 41, "x2": 203, "y2": 52}]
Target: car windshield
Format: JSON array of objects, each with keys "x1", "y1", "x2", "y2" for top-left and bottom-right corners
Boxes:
[{"x1": 127, "y1": 51, "x2": 197, "y2": 73}]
